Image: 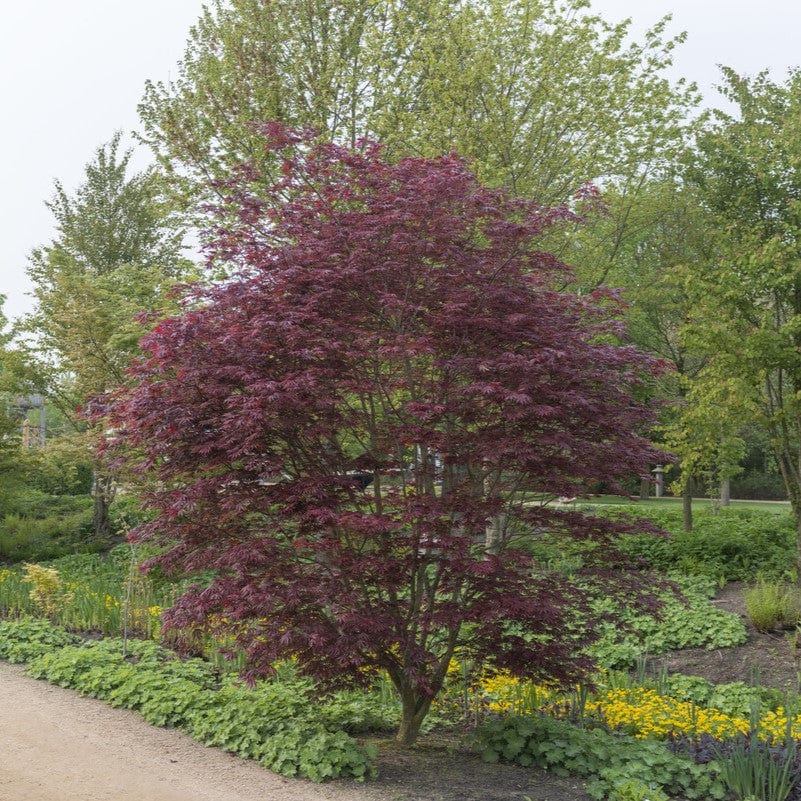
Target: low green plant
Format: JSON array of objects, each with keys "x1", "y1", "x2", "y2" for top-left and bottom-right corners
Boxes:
[
  {"x1": 258, "y1": 726, "x2": 376, "y2": 781},
  {"x1": 716, "y1": 735, "x2": 799, "y2": 801},
  {"x1": 610, "y1": 508, "x2": 796, "y2": 582},
  {"x1": 588, "y1": 575, "x2": 747, "y2": 669},
  {"x1": 319, "y1": 685, "x2": 401, "y2": 734},
  {"x1": 607, "y1": 778, "x2": 670, "y2": 801},
  {"x1": 666, "y1": 674, "x2": 714, "y2": 705},
  {"x1": 0, "y1": 566, "x2": 34, "y2": 616},
  {"x1": 0, "y1": 618, "x2": 79, "y2": 663},
  {"x1": 476, "y1": 713, "x2": 726, "y2": 800},
  {"x1": 23, "y1": 637, "x2": 375, "y2": 781},
  {"x1": 745, "y1": 580, "x2": 801, "y2": 632}
]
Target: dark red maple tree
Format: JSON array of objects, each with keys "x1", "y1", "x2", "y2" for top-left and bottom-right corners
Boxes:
[{"x1": 105, "y1": 124, "x2": 663, "y2": 744}]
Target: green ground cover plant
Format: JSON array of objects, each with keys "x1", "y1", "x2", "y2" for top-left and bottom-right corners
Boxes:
[
  {"x1": 1, "y1": 604, "x2": 796, "y2": 795},
  {"x1": 612, "y1": 508, "x2": 796, "y2": 582},
  {"x1": 0, "y1": 618, "x2": 79, "y2": 663},
  {"x1": 588, "y1": 574, "x2": 747, "y2": 669},
  {"x1": 477, "y1": 712, "x2": 726, "y2": 799}
]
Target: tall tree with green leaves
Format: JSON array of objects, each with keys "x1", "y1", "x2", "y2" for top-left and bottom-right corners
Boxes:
[
  {"x1": 683, "y1": 68, "x2": 801, "y2": 569},
  {"x1": 601, "y1": 179, "x2": 746, "y2": 528},
  {"x1": 0, "y1": 296, "x2": 25, "y2": 499},
  {"x1": 19, "y1": 134, "x2": 189, "y2": 541},
  {"x1": 138, "y1": 0, "x2": 698, "y2": 283}
]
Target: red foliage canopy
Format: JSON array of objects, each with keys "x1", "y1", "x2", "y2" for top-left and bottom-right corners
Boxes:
[{"x1": 105, "y1": 124, "x2": 664, "y2": 741}]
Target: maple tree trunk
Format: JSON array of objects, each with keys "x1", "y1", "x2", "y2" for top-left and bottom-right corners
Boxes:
[
  {"x1": 396, "y1": 686, "x2": 434, "y2": 745},
  {"x1": 485, "y1": 513, "x2": 506, "y2": 556}
]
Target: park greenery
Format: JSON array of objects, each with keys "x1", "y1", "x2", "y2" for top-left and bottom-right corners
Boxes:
[{"x1": 5, "y1": 0, "x2": 801, "y2": 798}]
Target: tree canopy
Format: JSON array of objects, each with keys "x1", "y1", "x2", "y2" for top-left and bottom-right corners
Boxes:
[
  {"x1": 681, "y1": 68, "x2": 801, "y2": 563},
  {"x1": 105, "y1": 126, "x2": 663, "y2": 743},
  {"x1": 138, "y1": 0, "x2": 698, "y2": 286},
  {"x1": 19, "y1": 134, "x2": 189, "y2": 540}
]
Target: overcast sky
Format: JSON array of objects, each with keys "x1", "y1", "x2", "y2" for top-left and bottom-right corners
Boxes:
[{"x1": 2, "y1": 0, "x2": 800, "y2": 323}]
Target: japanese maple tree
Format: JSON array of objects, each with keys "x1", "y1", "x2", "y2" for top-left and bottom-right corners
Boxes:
[{"x1": 105, "y1": 124, "x2": 663, "y2": 744}]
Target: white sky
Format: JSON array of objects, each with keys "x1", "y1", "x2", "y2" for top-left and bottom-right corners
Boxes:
[{"x1": 1, "y1": 0, "x2": 800, "y2": 324}]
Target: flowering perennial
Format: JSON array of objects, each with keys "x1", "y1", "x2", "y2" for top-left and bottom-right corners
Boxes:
[{"x1": 475, "y1": 672, "x2": 801, "y2": 743}]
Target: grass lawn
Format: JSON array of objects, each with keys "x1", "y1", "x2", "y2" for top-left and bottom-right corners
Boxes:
[{"x1": 578, "y1": 495, "x2": 791, "y2": 514}]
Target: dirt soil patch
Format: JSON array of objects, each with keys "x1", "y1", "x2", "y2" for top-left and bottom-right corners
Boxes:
[{"x1": 649, "y1": 581, "x2": 801, "y2": 691}]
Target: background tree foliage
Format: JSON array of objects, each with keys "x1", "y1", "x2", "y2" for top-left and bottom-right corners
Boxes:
[
  {"x1": 682, "y1": 68, "x2": 801, "y2": 566},
  {"x1": 18, "y1": 134, "x2": 189, "y2": 541},
  {"x1": 0, "y1": 297, "x2": 25, "y2": 493},
  {"x1": 138, "y1": 0, "x2": 698, "y2": 285}
]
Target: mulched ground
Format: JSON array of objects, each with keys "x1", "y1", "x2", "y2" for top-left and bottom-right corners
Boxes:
[
  {"x1": 649, "y1": 581, "x2": 801, "y2": 692},
  {"x1": 333, "y1": 738, "x2": 593, "y2": 801}
]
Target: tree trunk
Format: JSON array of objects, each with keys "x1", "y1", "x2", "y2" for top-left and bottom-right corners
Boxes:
[
  {"x1": 795, "y1": 513, "x2": 801, "y2": 584},
  {"x1": 485, "y1": 512, "x2": 506, "y2": 556},
  {"x1": 682, "y1": 480, "x2": 693, "y2": 533},
  {"x1": 92, "y1": 472, "x2": 116, "y2": 544},
  {"x1": 396, "y1": 689, "x2": 434, "y2": 745},
  {"x1": 640, "y1": 477, "x2": 650, "y2": 500},
  {"x1": 720, "y1": 477, "x2": 731, "y2": 507}
]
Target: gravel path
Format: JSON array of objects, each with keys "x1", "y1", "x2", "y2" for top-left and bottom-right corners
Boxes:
[{"x1": 0, "y1": 662, "x2": 370, "y2": 801}]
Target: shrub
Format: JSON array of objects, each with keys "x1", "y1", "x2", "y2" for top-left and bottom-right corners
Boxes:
[
  {"x1": 0, "y1": 508, "x2": 95, "y2": 562},
  {"x1": 613, "y1": 508, "x2": 796, "y2": 582},
  {"x1": 745, "y1": 580, "x2": 801, "y2": 631},
  {"x1": 23, "y1": 563, "x2": 65, "y2": 619}
]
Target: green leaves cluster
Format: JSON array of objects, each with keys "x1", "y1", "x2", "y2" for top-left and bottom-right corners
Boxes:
[
  {"x1": 664, "y1": 675, "x2": 787, "y2": 721},
  {"x1": 0, "y1": 618, "x2": 79, "y2": 663},
  {"x1": 139, "y1": 0, "x2": 697, "y2": 290},
  {"x1": 600, "y1": 506, "x2": 797, "y2": 582},
  {"x1": 588, "y1": 574, "x2": 747, "y2": 670},
  {"x1": 477, "y1": 713, "x2": 725, "y2": 800},
  {"x1": 679, "y1": 69, "x2": 801, "y2": 530}
]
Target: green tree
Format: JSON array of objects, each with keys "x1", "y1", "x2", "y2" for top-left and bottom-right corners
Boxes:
[
  {"x1": 19, "y1": 134, "x2": 189, "y2": 541},
  {"x1": 0, "y1": 297, "x2": 25, "y2": 499},
  {"x1": 603, "y1": 180, "x2": 748, "y2": 528},
  {"x1": 683, "y1": 68, "x2": 801, "y2": 569},
  {"x1": 138, "y1": 0, "x2": 698, "y2": 282}
]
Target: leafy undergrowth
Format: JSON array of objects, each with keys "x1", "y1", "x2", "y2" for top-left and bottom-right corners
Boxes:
[
  {"x1": 588, "y1": 574, "x2": 747, "y2": 669},
  {"x1": 477, "y1": 712, "x2": 726, "y2": 800},
  {"x1": 614, "y1": 508, "x2": 796, "y2": 583},
  {"x1": 0, "y1": 551, "x2": 752, "y2": 795}
]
